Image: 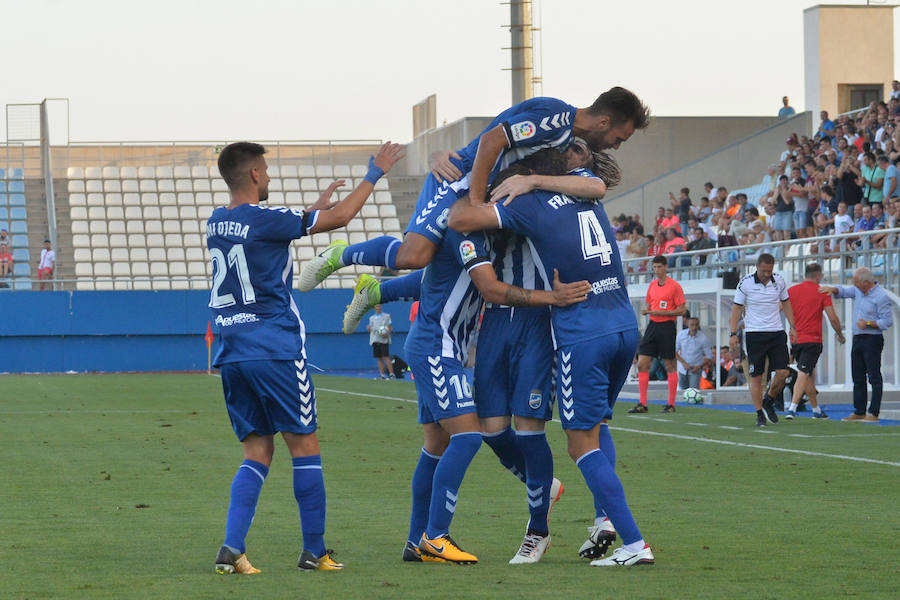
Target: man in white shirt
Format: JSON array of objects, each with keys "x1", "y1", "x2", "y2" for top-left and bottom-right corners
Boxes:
[
  {"x1": 38, "y1": 239, "x2": 56, "y2": 291},
  {"x1": 729, "y1": 253, "x2": 797, "y2": 428},
  {"x1": 367, "y1": 304, "x2": 393, "y2": 379}
]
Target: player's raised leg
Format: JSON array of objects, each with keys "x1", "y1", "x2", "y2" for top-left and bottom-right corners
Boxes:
[{"x1": 343, "y1": 270, "x2": 424, "y2": 334}]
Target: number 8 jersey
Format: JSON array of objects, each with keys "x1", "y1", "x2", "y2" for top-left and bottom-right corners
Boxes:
[
  {"x1": 493, "y1": 191, "x2": 637, "y2": 348},
  {"x1": 206, "y1": 203, "x2": 318, "y2": 366}
]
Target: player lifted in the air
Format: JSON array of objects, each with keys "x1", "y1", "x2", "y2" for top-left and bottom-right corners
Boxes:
[
  {"x1": 297, "y1": 88, "x2": 643, "y2": 301},
  {"x1": 448, "y1": 144, "x2": 656, "y2": 568},
  {"x1": 208, "y1": 140, "x2": 404, "y2": 574}
]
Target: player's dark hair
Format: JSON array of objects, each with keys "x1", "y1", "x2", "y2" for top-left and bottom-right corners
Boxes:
[
  {"x1": 805, "y1": 262, "x2": 822, "y2": 276},
  {"x1": 218, "y1": 142, "x2": 267, "y2": 190},
  {"x1": 651, "y1": 254, "x2": 667, "y2": 266},
  {"x1": 757, "y1": 253, "x2": 775, "y2": 266},
  {"x1": 588, "y1": 87, "x2": 651, "y2": 130},
  {"x1": 489, "y1": 148, "x2": 568, "y2": 193}
]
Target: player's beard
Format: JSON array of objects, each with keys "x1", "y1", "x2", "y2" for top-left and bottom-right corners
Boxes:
[{"x1": 258, "y1": 187, "x2": 269, "y2": 202}]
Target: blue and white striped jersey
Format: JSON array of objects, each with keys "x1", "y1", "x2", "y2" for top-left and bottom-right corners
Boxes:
[
  {"x1": 494, "y1": 190, "x2": 637, "y2": 347},
  {"x1": 456, "y1": 97, "x2": 577, "y2": 183},
  {"x1": 404, "y1": 228, "x2": 491, "y2": 362},
  {"x1": 206, "y1": 203, "x2": 318, "y2": 366}
]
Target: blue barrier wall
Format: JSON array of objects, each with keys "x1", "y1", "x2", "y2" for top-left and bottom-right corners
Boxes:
[{"x1": 0, "y1": 290, "x2": 412, "y2": 373}]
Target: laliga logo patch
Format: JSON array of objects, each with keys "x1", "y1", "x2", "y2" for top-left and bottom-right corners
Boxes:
[
  {"x1": 529, "y1": 390, "x2": 542, "y2": 410},
  {"x1": 510, "y1": 120, "x2": 536, "y2": 141},
  {"x1": 459, "y1": 240, "x2": 477, "y2": 262},
  {"x1": 659, "y1": 300, "x2": 668, "y2": 309}
]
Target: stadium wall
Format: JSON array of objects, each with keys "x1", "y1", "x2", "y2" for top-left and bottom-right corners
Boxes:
[{"x1": 0, "y1": 291, "x2": 412, "y2": 373}]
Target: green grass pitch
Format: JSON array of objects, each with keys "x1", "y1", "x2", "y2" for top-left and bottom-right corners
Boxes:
[{"x1": 1, "y1": 374, "x2": 897, "y2": 599}]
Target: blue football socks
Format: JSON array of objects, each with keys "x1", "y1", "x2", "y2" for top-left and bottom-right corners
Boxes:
[
  {"x1": 516, "y1": 430, "x2": 554, "y2": 536},
  {"x1": 380, "y1": 270, "x2": 424, "y2": 304},
  {"x1": 408, "y1": 448, "x2": 441, "y2": 544},
  {"x1": 482, "y1": 428, "x2": 526, "y2": 483},
  {"x1": 425, "y1": 432, "x2": 482, "y2": 539},
  {"x1": 224, "y1": 459, "x2": 269, "y2": 554},
  {"x1": 340, "y1": 235, "x2": 401, "y2": 270},
  {"x1": 576, "y1": 449, "x2": 642, "y2": 546},
  {"x1": 292, "y1": 455, "x2": 327, "y2": 557},
  {"x1": 594, "y1": 423, "x2": 616, "y2": 520}
]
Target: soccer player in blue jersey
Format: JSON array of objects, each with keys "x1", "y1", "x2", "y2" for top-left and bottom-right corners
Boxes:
[
  {"x1": 448, "y1": 149, "x2": 656, "y2": 567},
  {"x1": 209, "y1": 140, "x2": 404, "y2": 574},
  {"x1": 298, "y1": 87, "x2": 647, "y2": 296},
  {"x1": 402, "y1": 200, "x2": 591, "y2": 565}
]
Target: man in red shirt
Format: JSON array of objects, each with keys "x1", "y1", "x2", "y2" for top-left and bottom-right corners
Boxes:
[
  {"x1": 629, "y1": 255, "x2": 687, "y2": 413},
  {"x1": 785, "y1": 263, "x2": 845, "y2": 419},
  {"x1": 0, "y1": 242, "x2": 13, "y2": 287}
]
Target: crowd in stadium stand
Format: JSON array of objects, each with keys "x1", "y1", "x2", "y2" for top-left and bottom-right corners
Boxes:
[{"x1": 618, "y1": 94, "x2": 900, "y2": 271}]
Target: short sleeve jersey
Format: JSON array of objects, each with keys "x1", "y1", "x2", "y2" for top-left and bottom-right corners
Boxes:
[
  {"x1": 645, "y1": 277, "x2": 686, "y2": 322},
  {"x1": 733, "y1": 272, "x2": 789, "y2": 332},
  {"x1": 788, "y1": 280, "x2": 832, "y2": 344},
  {"x1": 456, "y1": 97, "x2": 577, "y2": 182},
  {"x1": 494, "y1": 190, "x2": 637, "y2": 347},
  {"x1": 404, "y1": 228, "x2": 491, "y2": 362},
  {"x1": 206, "y1": 203, "x2": 318, "y2": 366}
]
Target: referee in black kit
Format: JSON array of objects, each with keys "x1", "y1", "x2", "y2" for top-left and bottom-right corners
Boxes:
[{"x1": 728, "y1": 254, "x2": 797, "y2": 427}]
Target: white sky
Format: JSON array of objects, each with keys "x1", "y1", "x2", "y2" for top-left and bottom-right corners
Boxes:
[{"x1": 2, "y1": 0, "x2": 898, "y2": 144}]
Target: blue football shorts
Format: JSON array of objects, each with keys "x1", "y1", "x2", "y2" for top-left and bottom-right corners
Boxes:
[
  {"x1": 557, "y1": 328, "x2": 639, "y2": 430},
  {"x1": 474, "y1": 306, "x2": 554, "y2": 420},
  {"x1": 407, "y1": 352, "x2": 477, "y2": 424},
  {"x1": 220, "y1": 357, "x2": 317, "y2": 440},
  {"x1": 404, "y1": 160, "x2": 469, "y2": 245}
]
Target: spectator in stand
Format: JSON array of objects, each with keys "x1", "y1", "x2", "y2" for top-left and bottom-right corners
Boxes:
[
  {"x1": 675, "y1": 317, "x2": 712, "y2": 391},
  {"x1": 670, "y1": 188, "x2": 692, "y2": 237},
  {"x1": 715, "y1": 216, "x2": 738, "y2": 262},
  {"x1": 778, "y1": 96, "x2": 796, "y2": 119},
  {"x1": 858, "y1": 151, "x2": 885, "y2": 205},
  {"x1": 38, "y1": 239, "x2": 55, "y2": 291},
  {"x1": 630, "y1": 213, "x2": 644, "y2": 235},
  {"x1": 718, "y1": 346, "x2": 745, "y2": 386},
  {"x1": 697, "y1": 197, "x2": 712, "y2": 222},
  {"x1": 709, "y1": 197, "x2": 724, "y2": 224},
  {"x1": 877, "y1": 155, "x2": 898, "y2": 201},
  {"x1": 747, "y1": 220, "x2": 772, "y2": 256},
  {"x1": 625, "y1": 231, "x2": 649, "y2": 271},
  {"x1": 659, "y1": 207, "x2": 679, "y2": 233},
  {"x1": 662, "y1": 227, "x2": 685, "y2": 254},
  {"x1": 871, "y1": 203, "x2": 890, "y2": 248},
  {"x1": 724, "y1": 194, "x2": 743, "y2": 221},
  {"x1": 615, "y1": 229, "x2": 630, "y2": 260},
  {"x1": 0, "y1": 242, "x2": 13, "y2": 286},
  {"x1": 654, "y1": 206, "x2": 666, "y2": 232},
  {"x1": 703, "y1": 182, "x2": 715, "y2": 202},
  {"x1": 835, "y1": 147, "x2": 864, "y2": 206},
  {"x1": 855, "y1": 204, "x2": 877, "y2": 234},
  {"x1": 715, "y1": 186, "x2": 729, "y2": 206},
  {"x1": 810, "y1": 212, "x2": 834, "y2": 253},
  {"x1": 0, "y1": 229, "x2": 9, "y2": 248},
  {"x1": 772, "y1": 175, "x2": 795, "y2": 241},
  {"x1": 683, "y1": 226, "x2": 714, "y2": 266},
  {"x1": 815, "y1": 110, "x2": 834, "y2": 140}
]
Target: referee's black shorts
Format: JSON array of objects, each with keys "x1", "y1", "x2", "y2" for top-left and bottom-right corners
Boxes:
[
  {"x1": 638, "y1": 320, "x2": 677, "y2": 360},
  {"x1": 372, "y1": 342, "x2": 390, "y2": 358},
  {"x1": 745, "y1": 331, "x2": 789, "y2": 377},
  {"x1": 792, "y1": 342, "x2": 823, "y2": 374}
]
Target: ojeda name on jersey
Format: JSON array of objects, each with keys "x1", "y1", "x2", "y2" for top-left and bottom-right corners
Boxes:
[{"x1": 207, "y1": 221, "x2": 250, "y2": 239}]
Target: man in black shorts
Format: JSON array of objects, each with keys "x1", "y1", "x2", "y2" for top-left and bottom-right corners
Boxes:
[
  {"x1": 729, "y1": 253, "x2": 797, "y2": 427},
  {"x1": 367, "y1": 304, "x2": 393, "y2": 379},
  {"x1": 785, "y1": 263, "x2": 845, "y2": 419}
]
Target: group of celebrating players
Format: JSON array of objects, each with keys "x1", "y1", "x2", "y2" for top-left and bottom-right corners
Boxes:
[{"x1": 207, "y1": 86, "x2": 656, "y2": 574}]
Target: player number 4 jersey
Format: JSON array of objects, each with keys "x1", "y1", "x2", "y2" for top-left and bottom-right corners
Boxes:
[{"x1": 494, "y1": 190, "x2": 637, "y2": 347}]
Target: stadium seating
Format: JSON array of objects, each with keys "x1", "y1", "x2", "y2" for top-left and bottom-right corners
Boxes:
[
  {"x1": 66, "y1": 163, "x2": 401, "y2": 290},
  {"x1": 1, "y1": 166, "x2": 31, "y2": 289}
]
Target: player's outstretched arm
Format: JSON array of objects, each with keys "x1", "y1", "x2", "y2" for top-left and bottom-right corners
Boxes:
[
  {"x1": 468, "y1": 126, "x2": 510, "y2": 205},
  {"x1": 491, "y1": 173, "x2": 607, "y2": 205},
  {"x1": 470, "y1": 265, "x2": 590, "y2": 308},
  {"x1": 447, "y1": 196, "x2": 500, "y2": 232},
  {"x1": 309, "y1": 142, "x2": 405, "y2": 234},
  {"x1": 307, "y1": 179, "x2": 346, "y2": 211}
]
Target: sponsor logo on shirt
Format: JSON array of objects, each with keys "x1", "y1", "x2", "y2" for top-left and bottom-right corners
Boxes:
[
  {"x1": 591, "y1": 277, "x2": 621, "y2": 295},
  {"x1": 215, "y1": 312, "x2": 260, "y2": 327},
  {"x1": 459, "y1": 240, "x2": 477, "y2": 262},
  {"x1": 510, "y1": 120, "x2": 536, "y2": 141}
]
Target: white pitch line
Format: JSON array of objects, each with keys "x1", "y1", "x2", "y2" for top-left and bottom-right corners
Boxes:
[
  {"x1": 319, "y1": 386, "x2": 900, "y2": 468},
  {"x1": 719, "y1": 426, "x2": 742, "y2": 430},
  {"x1": 685, "y1": 422, "x2": 708, "y2": 427},
  {"x1": 756, "y1": 429, "x2": 778, "y2": 434}
]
